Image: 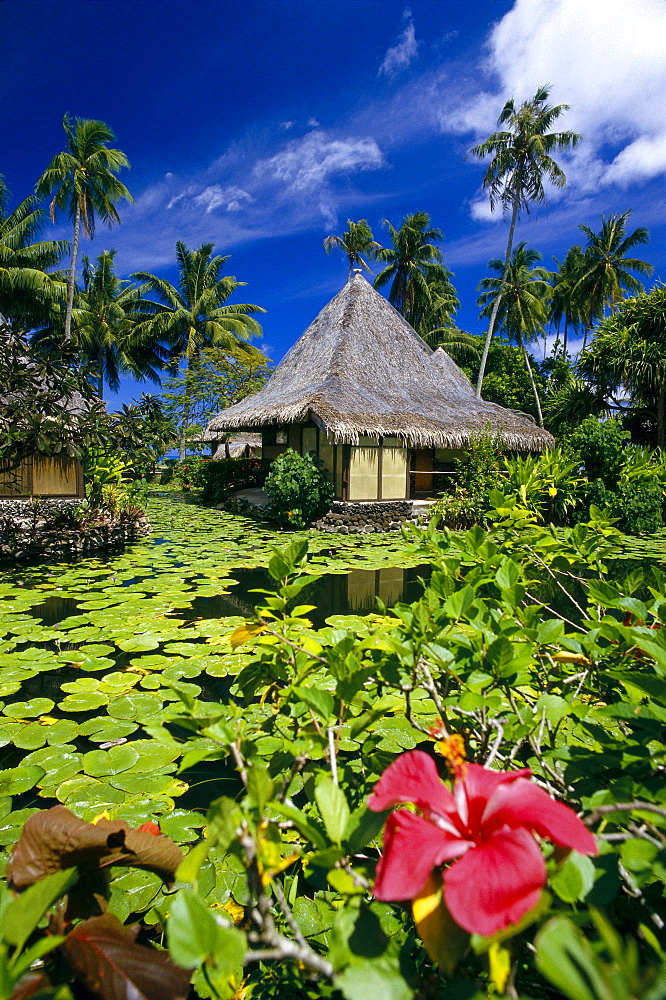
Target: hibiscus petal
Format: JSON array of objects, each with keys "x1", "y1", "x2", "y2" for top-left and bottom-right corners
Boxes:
[
  {"x1": 373, "y1": 810, "x2": 470, "y2": 901},
  {"x1": 455, "y1": 763, "x2": 531, "y2": 829},
  {"x1": 480, "y1": 779, "x2": 598, "y2": 856},
  {"x1": 368, "y1": 750, "x2": 457, "y2": 820},
  {"x1": 444, "y1": 827, "x2": 546, "y2": 937}
]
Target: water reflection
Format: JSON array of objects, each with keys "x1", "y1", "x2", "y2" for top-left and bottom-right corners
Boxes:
[{"x1": 181, "y1": 564, "x2": 431, "y2": 628}]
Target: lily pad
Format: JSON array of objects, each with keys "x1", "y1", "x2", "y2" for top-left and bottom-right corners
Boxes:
[
  {"x1": 3, "y1": 698, "x2": 55, "y2": 719},
  {"x1": 0, "y1": 765, "x2": 45, "y2": 796},
  {"x1": 82, "y1": 745, "x2": 141, "y2": 777}
]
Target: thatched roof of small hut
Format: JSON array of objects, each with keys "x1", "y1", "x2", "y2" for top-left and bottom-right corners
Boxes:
[{"x1": 207, "y1": 273, "x2": 553, "y2": 451}]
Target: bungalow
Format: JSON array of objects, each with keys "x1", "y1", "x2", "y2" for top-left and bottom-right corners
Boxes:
[{"x1": 206, "y1": 272, "x2": 553, "y2": 502}]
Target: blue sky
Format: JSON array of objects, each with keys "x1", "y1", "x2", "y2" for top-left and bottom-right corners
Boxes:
[{"x1": 4, "y1": 0, "x2": 666, "y2": 408}]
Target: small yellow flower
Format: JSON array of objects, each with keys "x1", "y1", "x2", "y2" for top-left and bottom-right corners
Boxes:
[{"x1": 548, "y1": 487, "x2": 558, "y2": 497}]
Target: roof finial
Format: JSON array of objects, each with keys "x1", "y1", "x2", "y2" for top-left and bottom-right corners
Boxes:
[{"x1": 352, "y1": 267, "x2": 362, "y2": 275}]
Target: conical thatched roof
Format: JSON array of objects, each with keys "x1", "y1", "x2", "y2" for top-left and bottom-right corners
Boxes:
[{"x1": 207, "y1": 273, "x2": 553, "y2": 451}]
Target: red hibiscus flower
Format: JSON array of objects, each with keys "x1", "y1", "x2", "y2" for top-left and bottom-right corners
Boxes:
[{"x1": 368, "y1": 750, "x2": 597, "y2": 937}]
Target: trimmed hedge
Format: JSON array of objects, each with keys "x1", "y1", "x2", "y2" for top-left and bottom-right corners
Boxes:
[{"x1": 199, "y1": 457, "x2": 271, "y2": 505}]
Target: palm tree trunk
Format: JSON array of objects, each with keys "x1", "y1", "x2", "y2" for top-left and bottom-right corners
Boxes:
[
  {"x1": 64, "y1": 203, "x2": 81, "y2": 343},
  {"x1": 179, "y1": 355, "x2": 192, "y2": 462},
  {"x1": 563, "y1": 318, "x2": 568, "y2": 356},
  {"x1": 475, "y1": 193, "x2": 520, "y2": 399},
  {"x1": 519, "y1": 332, "x2": 544, "y2": 427},
  {"x1": 658, "y1": 381, "x2": 665, "y2": 452},
  {"x1": 97, "y1": 344, "x2": 104, "y2": 399}
]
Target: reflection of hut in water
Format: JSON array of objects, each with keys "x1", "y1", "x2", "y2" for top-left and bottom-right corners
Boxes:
[
  {"x1": 207, "y1": 273, "x2": 552, "y2": 500},
  {"x1": 305, "y1": 564, "x2": 428, "y2": 621}
]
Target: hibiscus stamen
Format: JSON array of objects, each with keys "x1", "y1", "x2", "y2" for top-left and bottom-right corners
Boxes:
[{"x1": 436, "y1": 733, "x2": 467, "y2": 777}]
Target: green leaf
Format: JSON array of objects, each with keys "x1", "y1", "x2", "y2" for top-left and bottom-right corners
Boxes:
[
  {"x1": 551, "y1": 853, "x2": 595, "y2": 903},
  {"x1": 292, "y1": 685, "x2": 334, "y2": 722},
  {"x1": 167, "y1": 889, "x2": 220, "y2": 967},
  {"x1": 535, "y1": 915, "x2": 609, "y2": 1000},
  {"x1": 4, "y1": 868, "x2": 79, "y2": 953},
  {"x1": 246, "y1": 767, "x2": 274, "y2": 813},
  {"x1": 315, "y1": 777, "x2": 350, "y2": 845}
]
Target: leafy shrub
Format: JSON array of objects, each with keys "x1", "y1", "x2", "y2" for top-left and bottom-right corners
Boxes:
[
  {"x1": 174, "y1": 455, "x2": 209, "y2": 491},
  {"x1": 83, "y1": 448, "x2": 128, "y2": 506},
  {"x1": 199, "y1": 456, "x2": 271, "y2": 504},
  {"x1": 264, "y1": 448, "x2": 334, "y2": 528},
  {"x1": 503, "y1": 446, "x2": 585, "y2": 523},
  {"x1": 586, "y1": 478, "x2": 663, "y2": 534},
  {"x1": 431, "y1": 433, "x2": 504, "y2": 528},
  {"x1": 563, "y1": 417, "x2": 630, "y2": 486}
]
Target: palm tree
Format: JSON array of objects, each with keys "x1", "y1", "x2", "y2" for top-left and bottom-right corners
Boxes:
[
  {"x1": 374, "y1": 212, "x2": 456, "y2": 334},
  {"x1": 550, "y1": 244, "x2": 586, "y2": 355},
  {"x1": 36, "y1": 115, "x2": 133, "y2": 342},
  {"x1": 0, "y1": 175, "x2": 68, "y2": 329},
  {"x1": 133, "y1": 242, "x2": 265, "y2": 459},
  {"x1": 574, "y1": 211, "x2": 653, "y2": 346},
  {"x1": 75, "y1": 251, "x2": 167, "y2": 398},
  {"x1": 477, "y1": 243, "x2": 552, "y2": 425},
  {"x1": 470, "y1": 85, "x2": 580, "y2": 398},
  {"x1": 323, "y1": 220, "x2": 382, "y2": 275}
]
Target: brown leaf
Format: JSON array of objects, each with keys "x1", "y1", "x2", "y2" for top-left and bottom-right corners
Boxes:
[
  {"x1": 10, "y1": 972, "x2": 52, "y2": 1000},
  {"x1": 63, "y1": 913, "x2": 191, "y2": 1000},
  {"x1": 8, "y1": 806, "x2": 183, "y2": 888}
]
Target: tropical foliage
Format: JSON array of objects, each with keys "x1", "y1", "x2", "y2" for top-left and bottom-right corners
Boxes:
[
  {"x1": 134, "y1": 242, "x2": 265, "y2": 459},
  {"x1": 374, "y1": 211, "x2": 458, "y2": 335},
  {"x1": 264, "y1": 448, "x2": 335, "y2": 528},
  {"x1": 1, "y1": 495, "x2": 666, "y2": 1000},
  {"x1": 0, "y1": 176, "x2": 68, "y2": 329}
]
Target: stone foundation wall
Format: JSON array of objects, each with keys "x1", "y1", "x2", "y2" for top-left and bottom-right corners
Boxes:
[
  {"x1": 0, "y1": 499, "x2": 151, "y2": 562},
  {"x1": 313, "y1": 500, "x2": 419, "y2": 534}
]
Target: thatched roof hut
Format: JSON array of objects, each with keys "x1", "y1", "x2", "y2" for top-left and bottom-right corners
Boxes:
[{"x1": 208, "y1": 272, "x2": 552, "y2": 451}]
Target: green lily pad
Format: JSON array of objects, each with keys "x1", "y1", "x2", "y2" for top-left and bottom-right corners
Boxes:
[
  {"x1": 0, "y1": 765, "x2": 45, "y2": 796},
  {"x1": 117, "y1": 635, "x2": 161, "y2": 653},
  {"x1": 82, "y1": 745, "x2": 141, "y2": 777},
  {"x1": 0, "y1": 809, "x2": 39, "y2": 847},
  {"x1": 3, "y1": 698, "x2": 55, "y2": 719},
  {"x1": 78, "y1": 718, "x2": 138, "y2": 743},
  {"x1": 107, "y1": 692, "x2": 164, "y2": 721}
]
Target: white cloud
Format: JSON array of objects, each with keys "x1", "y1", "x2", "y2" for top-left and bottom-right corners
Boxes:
[
  {"x1": 379, "y1": 12, "x2": 419, "y2": 79},
  {"x1": 482, "y1": 0, "x2": 666, "y2": 187},
  {"x1": 603, "y1": 132, "x2": 666, "y2": 187},
  {"x1": 255, "y1": 131, "x2": 384, "y2": 193},
  {"x1": 193, "y1": 185, "x2": 254, "y2": 213}
]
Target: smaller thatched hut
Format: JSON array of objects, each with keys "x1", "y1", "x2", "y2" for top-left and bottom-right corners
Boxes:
[{"x1": 207, "y1": 273, "x2": 553, "y2": 501}]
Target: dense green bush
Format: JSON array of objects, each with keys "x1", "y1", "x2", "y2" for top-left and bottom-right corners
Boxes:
[
  {"x1": 431, "y1": 434, "x2": 504, "y2": 528},
  {"x1": 199, "y1": 456, "x2": 271, "y2": 504},
  {"x1": 586, "y1": 478, "x2": 663, "y2": 534},
  {"x1": 264, "y1": 448, "x2": 334, "y2": 528},
  {"x1": 563, "y1": 417, "x2": 630, "y2": 486},
  {"x1": 174, "y1": 455, "x2": 209, "y2": 491}
]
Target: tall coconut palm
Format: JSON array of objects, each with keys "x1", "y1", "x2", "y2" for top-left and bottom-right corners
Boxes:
[
  {"x1": 133, "y1": 241, "x2": 265, "y2": 459},
  {"x1": 574, "y1": 211, "x2": 653, "y2": 346},
  {"x1": 550, "y1": 244, "x2": 587, "y2": 355},
  {"x1": 36, "y1": 115, "x2": 133, "y2": 342},
  {"x1": 374, "y1": 212, "x2": 456, "y2": 333},
  {"x1": 76, "y1": 251, "x2": 167, "y2": 398},
  {"x1": 0, "y1": 175, "x2": 68, "y2": 328},
  {"x1": 470, "y1": 86, "x2": 580, "y2": 398},
  {"x1": 477, "y1": 243, "x2": 552, "y2": 425},
  {"x1": 323, "y1": 219, "x2": 382, "y2": 275}
]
